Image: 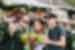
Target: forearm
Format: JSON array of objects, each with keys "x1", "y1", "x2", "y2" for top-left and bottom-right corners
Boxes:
[{"x1": 49, "y1": 40, "x2": 66, "y2": 47}]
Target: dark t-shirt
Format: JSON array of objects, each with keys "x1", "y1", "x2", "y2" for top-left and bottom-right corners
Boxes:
[{"x1": 47, "y1": 26, "x2": 65, "y2": 50}]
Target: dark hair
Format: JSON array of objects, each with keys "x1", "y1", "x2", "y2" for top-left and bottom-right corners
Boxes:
[
  {"x1": 46, "y1": 14, "x2": 57, "y2": 19},
  {"x1": 34, "y1": 19, "x2": 45, "y2": 33},
  {"x1": 31, "y1": 7, "x2": 46, "y2": 12},
  {"x1": 34, "y1": 19, "x2": 45, "y2": 26}
]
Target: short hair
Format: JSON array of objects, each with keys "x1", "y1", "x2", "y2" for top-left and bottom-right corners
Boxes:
[{"x1": 46, "y1": 14, "x2": 57, "y2": 19}]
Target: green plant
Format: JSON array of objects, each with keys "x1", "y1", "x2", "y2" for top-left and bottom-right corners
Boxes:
[{"x1": 65, "y1": 0, "x2": 75, "y2": 6}]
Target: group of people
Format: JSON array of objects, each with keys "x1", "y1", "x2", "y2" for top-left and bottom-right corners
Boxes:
[{"x1": 0, "y1": 8, "x2": 71, "y2": 50}]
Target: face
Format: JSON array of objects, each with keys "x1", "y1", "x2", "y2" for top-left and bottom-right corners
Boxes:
[
  {"x1": 34, "y1": 21, "x2": 43, "y2": 32},
  {"x1": 72, "y1": 16, "x2": 75, "y2": 20},
  {"x1": 19, "y1": 20, "x2": 29, "y2": 28},
  {"x1": 47, "y1": 18, "x2": 57, "y2": 29},
  {"x1": 20, "y1": 21, "x2": 28, "y2": 28},
  {"x1": 20, "y1": 16, "x2": 30, "y2": 28},
  {"x1": 37, "y1": 11, "x2": 45, "y2": 16}
]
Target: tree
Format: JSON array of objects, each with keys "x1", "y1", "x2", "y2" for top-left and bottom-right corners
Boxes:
[{"x1": 65, "y1": 0, "x2": 75, "y2": 7}]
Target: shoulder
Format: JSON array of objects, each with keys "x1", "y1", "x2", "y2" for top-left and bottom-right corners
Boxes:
[
  {"x1": 56, "y1": 26, "x2": 65, "y2": 31},
  {"x1": 57, "y1": 26, "x2": 66, "y2": 36},
  {"x1": 31, "y1": 32, "x2": 36, "y2": 35}
]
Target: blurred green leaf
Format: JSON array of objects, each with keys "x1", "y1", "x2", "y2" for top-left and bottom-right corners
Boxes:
[{"x1": 65, "y1": 0, "x2": 75, "y2": 6}]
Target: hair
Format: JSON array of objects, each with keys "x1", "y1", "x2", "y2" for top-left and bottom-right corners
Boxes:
[
  {"x1": 46, "y1": 13, "x2": 57, "y2": 19},
  {"x1": 34, "y1": 19, "x2": 45, "y2": 26},
  {"x1": 46, "y1": 14, "x2": 58, "y2": 26},
  {"x1": 31, "y1": 7, "x2": 46, "y2": 12},
  {"x1": 34, "y1": 19, "x2": 45, "y2": 33}
]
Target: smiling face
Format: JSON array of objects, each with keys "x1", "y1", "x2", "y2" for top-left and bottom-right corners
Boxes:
[
  {"x1": 19, "y1": 20, "x2": 29, "y2": 28},
  {"x1": 34, "y1": 20, "x2": 43, "y2": 33},
  {"x1": 19, "y1": 17, "x2": 29, "y2": 28},
  {"x1": 47, "y1": 18, "x2": 57, "y2": 29}
]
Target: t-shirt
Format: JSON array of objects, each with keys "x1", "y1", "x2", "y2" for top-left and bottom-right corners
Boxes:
[
  {"x1": 30, "y1": 32, "x2": 45, "y2": 50},
  {"x1": 30, "y1": 32, "x2": 45, "y2": 44},
  {"x1": 47, "y1": 26, "x2": 65, "y2": 50}
]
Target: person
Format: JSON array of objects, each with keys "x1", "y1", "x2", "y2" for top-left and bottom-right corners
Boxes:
[
  {"x1": 44, "y1": 14, "x2": 66, "y2": 50},
  {"x1": 0, "y1": 19, "x2": 9, "y2": 50},
  {"x1": 62, "y1": 20, "x2": 72, "y2": 50},
  {"x1": 71, "y1": 14, "x2": 75, "y2": 20},
  {"x1": 19, "y1": 17, "x2": 30, "y2": 50},
  {"x1": 30, "y1": 19, "x2": 45, "y2": 50},
  {"x1": 18, "y1": 16, "x2": 30, "y2": 33},
  {"x1": 7, "y1": 22, "x2": 24, "y2": 50},
  {"x1": 31, "y1": 8, "x2": 46, "y2": 19},
  {"x1": 4, "y1": 8, "x2": 25, "y2": 23},
  {"x1": 30, "y1": 8, "x2": 47, "y2": 26}
]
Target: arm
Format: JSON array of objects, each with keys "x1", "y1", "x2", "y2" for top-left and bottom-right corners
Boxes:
[
  {"x1": 48, "y1": 36, "x2": 66, "y2": 47},
  {"x1": 45, "y1": 27, "x2": 66, "y2": 47}
]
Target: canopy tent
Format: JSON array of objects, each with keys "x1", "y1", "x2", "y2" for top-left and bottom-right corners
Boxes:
[
  {"x1": 30, "y1": 0, "x2": 49, "y2": 8},
  {"x1": 2, "y1": 0, "x2": 31, "y2": 6},
  {"x1": 2, "y1": 0, "x2": 49, "y2": 8}
]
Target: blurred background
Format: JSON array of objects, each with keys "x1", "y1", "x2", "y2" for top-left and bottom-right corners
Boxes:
[{"x1": 0, "y1": 0, "x2": 75, "y2": 50}]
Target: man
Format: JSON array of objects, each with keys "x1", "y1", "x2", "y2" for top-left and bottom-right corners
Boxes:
[
  {"x1": 44, "y1": 14, "x2": 66, "y2": 50},
  {"x1": 4, "y1": 8, "x2": 25, "y2": 23},
  {"x1": 30, "y1": 8, "x2": 47, "y2": 22}
]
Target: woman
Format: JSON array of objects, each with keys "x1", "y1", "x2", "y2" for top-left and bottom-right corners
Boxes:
[
  {"x1": 7, "y1": 22, "x2": 24, "y2": 50},
  {"x1": 19, "y1": 17, "x2": 30, "y2": 50},
  {"x1": 30, "y1": 19, "x2": 45, "y2": 50},
  {"x1": 0, "y1": 20, "x2": 9, "y2": 50}
]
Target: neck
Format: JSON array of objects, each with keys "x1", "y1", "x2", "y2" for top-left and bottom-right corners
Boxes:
[
  {"x1": 50, "y1": 26, "x2": 57, "y2": 30},
  {"x1": 35, "y1": 30, "x2": 44, "y2": 34}
]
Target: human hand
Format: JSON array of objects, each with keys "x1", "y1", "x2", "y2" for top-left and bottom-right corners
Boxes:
[{"x1": 44, "y1": 38, "x2": 49, "y2": 44}]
